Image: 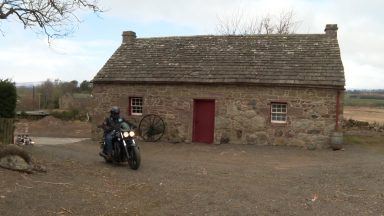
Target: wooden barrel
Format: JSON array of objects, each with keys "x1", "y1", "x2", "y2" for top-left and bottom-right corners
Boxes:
[{"x1": 330, "y1": 131, "x2": 343, "y2": 150}]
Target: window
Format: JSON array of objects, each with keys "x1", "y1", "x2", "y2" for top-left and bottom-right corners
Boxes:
[
  {"x1": 271, "y1": 103, "x2": 287, "y2": 123},
  {"x1": 130, "y1": 97, "x2": 143, "y2": 115}
]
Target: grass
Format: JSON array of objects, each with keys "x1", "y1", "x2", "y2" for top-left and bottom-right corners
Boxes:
[
  {"x1": 344, "y1": 98, "x2": 384, "y2": 107},
  {"x1": 344, "y1": 134, "x2": 384, "y2": 154}
]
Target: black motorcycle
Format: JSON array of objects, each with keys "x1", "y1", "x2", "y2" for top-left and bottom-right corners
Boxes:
[{"x1": 100, "y1": 122, "x2": 141, "y2": 170}]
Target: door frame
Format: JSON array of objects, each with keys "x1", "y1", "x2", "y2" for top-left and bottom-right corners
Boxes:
[{"x1": 192, "y1": 99, "x2": 215, "y2": 144}]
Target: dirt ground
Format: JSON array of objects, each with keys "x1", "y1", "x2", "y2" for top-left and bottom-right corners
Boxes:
[
  {"x1": 15, "y1": 116, "x2": 91, "y2": 138},
  {"x1": 1, "y1": 136, "x2": 384, "y2": 215},
  {"x1": 3, "y1": 115, "x2": 383, "y2": 215},
  {"x1": 344, "y1": 106, "x2": 384, "y2": 124}
]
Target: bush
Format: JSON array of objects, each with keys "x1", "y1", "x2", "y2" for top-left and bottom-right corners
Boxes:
[
  {"x1": 0, "y1": 79, "x2": 17, "y2": 118},
  {"x1": 50, "y1": 109, "x2": 87, "y2": 121}
]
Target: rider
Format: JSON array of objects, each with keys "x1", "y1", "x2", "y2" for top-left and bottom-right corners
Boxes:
[{"x1": 99, "y1": 106, "x2": 126, "y2": 159}]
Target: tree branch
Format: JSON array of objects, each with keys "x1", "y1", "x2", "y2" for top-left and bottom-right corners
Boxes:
[
  {"x1": 216, "y1": 9, "x2": 300, "y2": 35},
  {"x1": 0, "y1": 8, "x2": 14, "y2": 19},
  {"x1": 0, "y1": 0, "x2": 102, "y2": 40}
]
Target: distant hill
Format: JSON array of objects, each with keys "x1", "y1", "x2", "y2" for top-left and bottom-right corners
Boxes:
[
  {"x1": 15, "y1": 81, "x2": 44, "y2": 88},
  {"x1": 346, "y1": 89, "x2": 384, "y2": 94}
]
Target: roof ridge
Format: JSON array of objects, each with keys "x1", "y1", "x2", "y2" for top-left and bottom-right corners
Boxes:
[{"x1": 136, "y1": 34, "x2": 328, "y2": 40}]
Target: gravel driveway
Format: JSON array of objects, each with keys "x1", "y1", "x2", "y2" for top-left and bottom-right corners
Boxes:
[
  {"x1": 31, "y1": 137, "x2": 90, "y2": 146},
  {"x1": 1, "y1": 139, "x2": 383, "y2": 215}
]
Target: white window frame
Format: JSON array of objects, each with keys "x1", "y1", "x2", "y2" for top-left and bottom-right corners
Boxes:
[
  {"x1": 130, "y1": 97, "x2": 143, "y2": 116},
  {"x1": 271, "y1": 103, "x2": 287, "y2": 123}
]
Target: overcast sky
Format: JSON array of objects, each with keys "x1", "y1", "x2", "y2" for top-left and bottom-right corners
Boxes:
[{"x1": 0, "y1": 0, "x2": 383, "y2": 89}]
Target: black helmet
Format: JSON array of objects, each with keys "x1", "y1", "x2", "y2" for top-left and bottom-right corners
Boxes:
[{"x1": 110, "y1": 106, "x2": 120, "y2": 115}]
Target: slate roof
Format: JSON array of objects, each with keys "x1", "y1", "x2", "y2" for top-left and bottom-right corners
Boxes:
[{"x1": 93, "y1": 31, "x2": 345, "y2": 88}]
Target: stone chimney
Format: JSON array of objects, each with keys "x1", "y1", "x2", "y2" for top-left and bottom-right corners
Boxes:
[
  {"x1": 324, "y1": 24, "x2": 338, "y2": 37},
  {"x1": 122, "y1": 31, "x2": 136, "y2": 43}
]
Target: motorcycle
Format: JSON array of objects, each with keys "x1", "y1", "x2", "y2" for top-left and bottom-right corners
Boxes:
[{"x1": 100, "y1": 122, "x2": 141, "y2": 170}]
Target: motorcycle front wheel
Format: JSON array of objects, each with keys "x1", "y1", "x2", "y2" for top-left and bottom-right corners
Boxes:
[{"x1": 128, "y1": 146, "x2": 141, "y2": 170}]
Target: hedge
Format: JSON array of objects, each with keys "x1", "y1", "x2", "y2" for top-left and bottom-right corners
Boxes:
[{"x1": 0, "y1": 79, "x2": 17, "y2": 118}]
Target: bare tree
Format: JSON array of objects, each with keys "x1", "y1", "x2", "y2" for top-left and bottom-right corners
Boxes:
[
  {"x1": 216, "y1": 9, "x2": 244, "y2": 35},
  {"x1": 275, "y1": 10, "x2": 296, "y2": 34},
  {"x1": 216, "y1": 9, "x2": 300, "y2": 35},
  {"x1": 0, "y1": 0, "x2": 102, "y2": 39}
]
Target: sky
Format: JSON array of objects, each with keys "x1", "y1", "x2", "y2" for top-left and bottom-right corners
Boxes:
[{"x1": 0, "y1": 0, "x2": 383, "y2": 89}]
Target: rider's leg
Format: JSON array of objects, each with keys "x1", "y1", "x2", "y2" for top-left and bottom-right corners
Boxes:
[{"x1": 105, "y1": 132, "x2": 113, "y2": 156}]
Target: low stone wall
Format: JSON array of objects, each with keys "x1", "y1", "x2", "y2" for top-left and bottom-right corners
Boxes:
[
  {"x1": 92, "y1": 83, "x2": 342, "y2": 149},
  {"x1": 343, "y1": 118, "x2": 384, "y2": 132}
]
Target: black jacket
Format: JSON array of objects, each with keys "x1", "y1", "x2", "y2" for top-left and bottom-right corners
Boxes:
[
  {"x1": 102, "y1": 116, "x2": 125, "y2": 133},
  {"x1": 101, "y1": 116, "x2": 136, "y2": 133}
]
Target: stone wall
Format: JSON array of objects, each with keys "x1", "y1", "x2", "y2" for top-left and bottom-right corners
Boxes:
[{"x1": 92, "y1": 83, "x2": 343, "y2": 149}]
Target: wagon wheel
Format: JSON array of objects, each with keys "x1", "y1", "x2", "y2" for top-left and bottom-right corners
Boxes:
[{"x1": 139, "y1": 114, "x2": 165, "y2": 142}]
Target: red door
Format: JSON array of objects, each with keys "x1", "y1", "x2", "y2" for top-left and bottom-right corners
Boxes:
[{"x1": 193, "y1": 99, "x2": 215, "y2": 144}]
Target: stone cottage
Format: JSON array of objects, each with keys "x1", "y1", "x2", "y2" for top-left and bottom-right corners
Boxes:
[{"x1": 92, "y1": 24, "x2": 345, "y2": 149}]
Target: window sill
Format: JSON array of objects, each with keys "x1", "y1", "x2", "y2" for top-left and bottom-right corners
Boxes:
[
  {"x1": 270, "y1": 121, "x2": 288, "y2": 126},
  {"x1": 271, "y1": 121, "x2": 287, "y2": 124},
  {"x1": 131, "y1": 113, "x2": 143, "y2": 116}
]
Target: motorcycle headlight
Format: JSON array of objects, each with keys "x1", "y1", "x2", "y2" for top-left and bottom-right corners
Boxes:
[
  {"x1": 129, "y1": 131, "x2": 135, "y2": 137},
  {"x1": 123, "y1": 132, "x2": 129, "y2": 138}
]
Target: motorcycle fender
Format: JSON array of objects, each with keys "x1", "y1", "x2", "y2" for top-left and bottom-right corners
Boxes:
[
  {"x1": 130, "y1": 139, "x2": 137, "y2": 147},
  {"x1": 124, "y1": 139, "x2": 136, "y2": 147}
]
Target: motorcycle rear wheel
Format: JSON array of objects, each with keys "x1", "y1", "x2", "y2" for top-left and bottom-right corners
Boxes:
[{"x1": 128, "y1": 146, "x2": 141, "y2": 170}]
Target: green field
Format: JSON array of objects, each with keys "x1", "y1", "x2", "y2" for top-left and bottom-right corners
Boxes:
[{"x1": 344, "y1": 93, "x2": 384, "y2": 107}]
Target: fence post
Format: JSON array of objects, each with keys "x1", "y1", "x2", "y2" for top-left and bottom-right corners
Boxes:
[{"x1": 0, "y1": 118, "x2": 15, "y2": 145}]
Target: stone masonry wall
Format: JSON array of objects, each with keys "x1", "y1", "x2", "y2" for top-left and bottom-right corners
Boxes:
[{"x1": 92, "y1": 83, "x2": 343, "y2": 149}]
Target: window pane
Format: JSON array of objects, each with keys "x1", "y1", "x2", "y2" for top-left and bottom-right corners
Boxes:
[
  {"x1": 271, "y1": 103, "x2": 287, "y2": 122},
  {"x1": 131, "y1": 97, "x2": 143, "y2": 114}
]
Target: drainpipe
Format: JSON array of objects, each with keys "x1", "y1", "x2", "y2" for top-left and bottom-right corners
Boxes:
[{"x1": 335, "y1": 90, "x2": 341, "y2": 130}]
